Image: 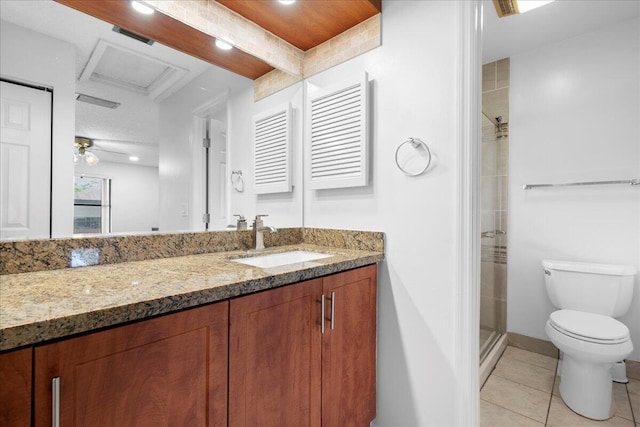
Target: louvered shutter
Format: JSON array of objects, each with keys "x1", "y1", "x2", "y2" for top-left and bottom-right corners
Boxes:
[
  {"x1": 306, "y1": 73, "x2": 369, "y2": 190},
  {"x1": 253, "y1": 103, "x2": 292, "y2": 194}
]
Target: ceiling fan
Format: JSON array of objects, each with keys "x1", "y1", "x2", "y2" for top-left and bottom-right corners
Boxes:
[{"x1": 74, "y1": 136, "x2": 129, "y2": 165}]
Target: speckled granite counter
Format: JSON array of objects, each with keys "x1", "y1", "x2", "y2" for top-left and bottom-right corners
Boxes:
[{"x1": 0, "y1": 243, "x2": 383, "y2": 351}]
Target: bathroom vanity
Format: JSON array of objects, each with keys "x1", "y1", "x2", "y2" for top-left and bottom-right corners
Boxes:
[{"x1": 0, "y1": 229, "x2": 383, "y2": 426}]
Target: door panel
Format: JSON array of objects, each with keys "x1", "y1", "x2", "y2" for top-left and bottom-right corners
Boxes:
[
  {"x1": 34, "y1": 302, "x2": 228, "y2": 427},
  {"x1": 0, "y1": 347, "x2": 32, "y2": 427},
  {"x1": 0, "y1": 81, "x2": 51, "y2": 240},
  {"x1": 229, "y1": 279, "x2": 322, "y2": 427},
  {"x1": 322, "y1": 265, "x2": 377, "y2": 427},
  {"x1": 209, "y1": 118, "x2": 227, "y2": 230}
]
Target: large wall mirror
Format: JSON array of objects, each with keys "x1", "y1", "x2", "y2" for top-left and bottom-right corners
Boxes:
[{"x1": 0, "y1": 0, "x2": 304, "y2": 241}]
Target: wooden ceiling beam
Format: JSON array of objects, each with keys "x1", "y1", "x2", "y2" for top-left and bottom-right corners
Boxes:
[{"x1": 147, "y1": 0, "x2": 304, "y2": 76}]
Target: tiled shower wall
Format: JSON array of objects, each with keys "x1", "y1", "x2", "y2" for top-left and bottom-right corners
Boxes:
[{"x1": 480, "y1": 58, "x2": 509, "y2": 341}]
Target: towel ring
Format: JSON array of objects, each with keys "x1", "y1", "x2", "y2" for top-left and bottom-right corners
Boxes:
[
  {"x1": 395, "y1": 137, "x2": 432, "y2": 176},
  {"x1": 231, "y1": 170, "x2": 244, "y2": 192}
]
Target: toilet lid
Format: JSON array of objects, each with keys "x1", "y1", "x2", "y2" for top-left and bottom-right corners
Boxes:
[{"x1": 549, "y1": 310, "x2": 630, "y2": 343}]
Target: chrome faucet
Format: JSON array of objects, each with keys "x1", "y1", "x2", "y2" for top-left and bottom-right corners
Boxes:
[{"x1": 252, "y1": 215, "x2": 277, "y2": 251}]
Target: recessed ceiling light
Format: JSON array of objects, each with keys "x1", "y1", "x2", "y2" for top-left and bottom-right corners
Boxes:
[
  {"x1": 131, "y1": 1, "x2": 155, "y2": 15},
  {"x1": 494, "y1": 0, "x2": 555, "y2": 17},
  {"x1": 279, "y1": 0, "x2": 296, "y2": 4},
  {"x1": 129, "y1": 156, "x2": 139, "y2": 162},
  {"x1": 516, "y1": 0, "x2": 555, "y2": 13},
  {"x1": 215, "y1": 39, "x2": 233, "y2": 50}
]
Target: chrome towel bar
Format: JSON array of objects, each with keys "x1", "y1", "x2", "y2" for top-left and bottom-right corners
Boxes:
[{"x1": 523, "y1": 179, "x2": 640, "y2": 190}]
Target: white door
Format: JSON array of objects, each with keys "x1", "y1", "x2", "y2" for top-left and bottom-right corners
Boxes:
[
  {"x1": 209, "y1": 118, "x2": 227, "y2": 230},
  {"x1": 0, "y1": 81, "x2": 52, "y2": 240}
]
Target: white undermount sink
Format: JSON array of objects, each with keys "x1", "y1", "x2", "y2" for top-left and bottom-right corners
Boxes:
[{"x1": 232, "y1": 250, "x2": 333, "y2": 268}]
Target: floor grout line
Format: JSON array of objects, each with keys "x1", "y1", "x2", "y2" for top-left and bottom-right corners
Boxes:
[
  {"x1": 484, "y1": 346, "x2": 639, "y2": 427},
  {"x1": 627, "y1": 383, "x2": 636, "y2": 425},
  {"x1": 481, "y1": 397, "x2": 547, "y2": 425},
  {"x1": 544, "y1": 358, "x2": 559, "y2": 427}
]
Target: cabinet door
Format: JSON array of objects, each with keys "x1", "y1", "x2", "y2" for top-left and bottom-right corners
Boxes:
[
  {"x1": 0, "y1": 347, "x2": 32, "y2": 427},
  {"x1": 322, "y1": 265, "x2": 377, "y2": 427},
  {"x1": 229, "y1": 279, "x2": 322, "y2": 427},
  {"x1": 34, "y1": 302, "x2": 228, "y2": 427}
]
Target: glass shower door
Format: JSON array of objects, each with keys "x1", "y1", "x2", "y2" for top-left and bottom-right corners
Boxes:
[{"x1": 480, "y1": 58, "x2": 509, "y2": 362}]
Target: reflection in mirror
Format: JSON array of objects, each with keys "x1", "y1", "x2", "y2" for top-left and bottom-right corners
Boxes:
[
  {"x1": 73, "y1": 175, "x2": 110, "y2": 235},
  {"x1": 0, "y1": 0, "x2": 267, "y2": 240},
  {"x1": 0, "y1": 1, "x2": 290, "y2": 239}
]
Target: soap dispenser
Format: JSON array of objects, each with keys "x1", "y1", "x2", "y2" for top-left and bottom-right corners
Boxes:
[{"x1": 234, "y1": 214, "x2": 247, "y2": 230}]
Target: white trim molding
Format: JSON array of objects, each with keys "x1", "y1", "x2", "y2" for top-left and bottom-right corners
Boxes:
[{"x1": 454, "y1": 1, "x2": 482, "y2": 426}]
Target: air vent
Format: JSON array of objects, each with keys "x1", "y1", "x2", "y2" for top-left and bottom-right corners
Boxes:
[
  {"x1": 112, "y1": 26, "x2": 155, "y2": 45},
  {"x1": 75, "y1": 93, "x2": 120, "y2": 109},
  {"x1": 253, "y1": 104, "x2": 292, "y2": 194},
  {"x1": 306, "y1": 73, "x2": 369, "y2": 190}
]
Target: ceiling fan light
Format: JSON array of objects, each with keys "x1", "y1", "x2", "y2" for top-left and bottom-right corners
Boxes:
[
  {"x1": 494, "y1": 0, "x2": 555, "y2": 17},
  {"x1": 85, "y1": 151, "x2": 100, "y2": 165},
  {"x1": 516, "y1": 0, "x2": 555, "y2": 13}
]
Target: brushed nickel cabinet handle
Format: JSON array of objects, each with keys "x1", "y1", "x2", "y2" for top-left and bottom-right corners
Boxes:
[
  {"x1": 321, "y1": 294, "x2": 325, "y2": 334},
  {"x1": 52, "y1": 377, "x2": 60, "y2": 427},
  {"x1": 330, "y1": 291, "x2": 335, "y2": 331}
]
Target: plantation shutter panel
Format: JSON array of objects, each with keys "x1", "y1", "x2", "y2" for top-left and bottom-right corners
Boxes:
[
  {"x1": 253, "y1": 103, "x2": 292, "y2": 194},
  {"x1": 306, "y1": 73, "x2": 369, "y2": 190}
]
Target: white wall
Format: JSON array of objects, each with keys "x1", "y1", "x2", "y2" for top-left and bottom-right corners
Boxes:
[
  {"x1": 508, "y1": 18, "x2": 640, "y2": 360},
  {"x1": 301, "y1": 2, "x2": 460, "y2": 425},
  {"x1": 75, "y1": 161, "x2": 159, "y2": 233},
  {"x1": 0, "y1": 20, "x2": 76, "y2": 237},
  {"x1": 228, "y1": 82, "x2": 304, "y2": 229}
]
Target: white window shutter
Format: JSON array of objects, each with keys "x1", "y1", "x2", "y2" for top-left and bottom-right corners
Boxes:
[
  {"x1": 306, "y1": 73, "x2": 369, "y2": 190},
  {"x1": 253, "y1": 103, "x2": 292, "y2": 194}
]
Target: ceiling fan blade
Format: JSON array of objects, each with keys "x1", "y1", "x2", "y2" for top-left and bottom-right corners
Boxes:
[
  {"x1": 92, "y1": 138, "x2": 157, "y2": 146},
  {"x1": 91, "y1": 145, "x2": 129, "y2": 156}
]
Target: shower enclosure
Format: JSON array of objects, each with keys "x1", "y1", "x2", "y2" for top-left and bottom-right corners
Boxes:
[{"x1": 480, "y1": 58, "x2": 509, "y2": 363}]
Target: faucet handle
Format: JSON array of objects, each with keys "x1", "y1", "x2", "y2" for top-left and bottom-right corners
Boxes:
[{"x1": 255, "y1": 214, "x2": 269, "y2": 221}]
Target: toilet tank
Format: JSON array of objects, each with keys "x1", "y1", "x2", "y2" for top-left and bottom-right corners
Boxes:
[{"x1": 542, "y1": 259, "x2": 636, "y2": 317}]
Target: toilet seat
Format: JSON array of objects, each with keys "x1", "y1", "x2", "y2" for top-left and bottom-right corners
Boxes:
[{"x1": 549, "y1": 310, "x2": 630, "y2": 345}]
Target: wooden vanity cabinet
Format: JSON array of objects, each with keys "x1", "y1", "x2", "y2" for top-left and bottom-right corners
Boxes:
[
  {"x1": 0, "y1": 347, "x2": 32, "y2": 427},
  {"x1": 8, "y1": 264, "x2": 376, "y2": 426},
  {"x1": 321, "y1": 265, "x2": 377, "y2": 427},
  {"x1": 229, "y1": 265, "x2": 377, "y2": 427},
  {"x1": 33, "y1": 301, "x2": 229, "y2": 427}
]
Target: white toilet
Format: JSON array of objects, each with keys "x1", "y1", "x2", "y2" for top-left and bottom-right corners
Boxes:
[{"x1": 542, "y1": 259, "x2": 636, "y2": 420}]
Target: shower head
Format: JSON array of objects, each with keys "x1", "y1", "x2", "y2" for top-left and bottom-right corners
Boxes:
[{"x1": 494, "y1": 116, "x2": 508, "y2": 138}]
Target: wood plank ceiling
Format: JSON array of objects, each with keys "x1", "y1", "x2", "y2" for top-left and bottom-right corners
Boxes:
[
  {"x1": 216, "y1": 0, "x2": 382, "y2": 51},
  {"x1": 54, "y1": 0, "x2": 381, "y2": 80}
]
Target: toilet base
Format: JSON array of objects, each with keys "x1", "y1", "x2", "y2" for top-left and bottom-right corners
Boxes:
[
  {"x1": 559, "y1": 354, "x2": 614, "y2": 420},
  {"x1": 612, "y1": 361, "x2": 629, "y2": 384}
]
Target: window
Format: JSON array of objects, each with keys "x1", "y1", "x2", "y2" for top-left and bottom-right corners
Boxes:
[{"x1": 73, "y1": 176, "x2": 110, "y2": 235}]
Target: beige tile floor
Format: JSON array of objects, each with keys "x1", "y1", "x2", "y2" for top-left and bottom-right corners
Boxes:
[{"x1": 481, "y1": 346, "x2": 640, "y2": 426}]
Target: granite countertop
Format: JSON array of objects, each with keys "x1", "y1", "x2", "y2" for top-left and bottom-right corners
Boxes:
[{"x1": 0, "y1": 243, "x2": 383, "y2": 352}]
